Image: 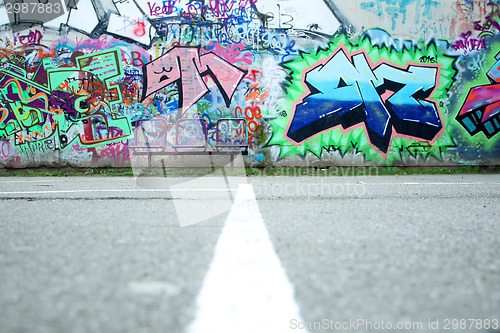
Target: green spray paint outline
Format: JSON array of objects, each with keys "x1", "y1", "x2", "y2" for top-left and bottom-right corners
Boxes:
[{"x1": 268, "y1": 34, "x2": 457, "y2": 164}]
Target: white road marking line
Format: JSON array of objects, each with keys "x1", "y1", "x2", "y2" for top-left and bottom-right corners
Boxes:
[
  {"x1": 0, "y1": 179, "x2": 134, "y2": 183},
  {"x1": 128, "y1": 281, "x2": 181, "y2": 296},
  {"x1": 0, "y1": 180, "x2": 61, "y2": 183},
  {"x1": 187, "y1": 184, "x2": 307, "y2": 333},
  {"x1": 0, "y1": 189, "x2": 238, "y2": 195},
  {"x1": 1, "y1": 182, "x2": 496, "y2": 195}
]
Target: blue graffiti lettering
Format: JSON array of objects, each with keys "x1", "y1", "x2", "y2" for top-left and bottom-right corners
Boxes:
[{"x1": 286, "y1": 46, "x2": 442, "y2": 154}]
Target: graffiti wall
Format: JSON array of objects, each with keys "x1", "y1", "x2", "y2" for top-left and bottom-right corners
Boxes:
[{"x1": 0, "y1": 0, "x2": 499, "y2": 167}]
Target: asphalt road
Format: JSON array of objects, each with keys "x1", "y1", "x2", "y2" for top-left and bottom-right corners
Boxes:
[{"x1": 0, "y1": 174, "x2": 499, "y2": 333}]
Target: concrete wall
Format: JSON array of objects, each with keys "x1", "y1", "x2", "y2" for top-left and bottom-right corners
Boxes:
[{"x1": 0, "y1": 0, "x2": 499, "y2": 168}]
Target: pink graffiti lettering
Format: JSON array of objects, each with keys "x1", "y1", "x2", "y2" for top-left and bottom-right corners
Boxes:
[
  {"x1": 0, "y1": 140, "x2": 11, "y2": 158},
  {"x1": 142, "y1": 45, "x2": 247, "y2": 117},
  {"x1": 209, "y1": 42, "x2": 253, "y2": 65},
  {"x1": 74, "y1": 35, "x2": 110, "y2": 51},
  {"x1": 99, "y1": 142, "x2": 130, "y2": 165}
]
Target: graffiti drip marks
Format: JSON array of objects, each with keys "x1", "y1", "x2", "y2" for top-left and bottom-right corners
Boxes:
[
  {"x1": 457, "y1": 52, "x2": 500, "y2": 139},
  {"x1": 285, "y1": 45, "x2": 443, "y2": 155},
  {"x1": 141, "y1": 46, "x2": 247, "y2": 118}
]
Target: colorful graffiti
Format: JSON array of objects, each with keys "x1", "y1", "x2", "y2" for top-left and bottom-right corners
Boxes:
[
  {"x1": 0, "y1": 48, "x2": 132, "y2": 155},
  {"x1": 269, "y1": 35, "x2": 456, "y2": 160},
  {"x1": 141, "y1": 46, "x2": 247, "y2": 119},
  {"x1": 0, "y1": 0, "x2": 499, "y2": 167},
  {"x1": 216, "y1": 118, "x2": 247, "y2": 146},
  {"x1": 457, "y1": 51, "x2": 500, "y2": 138},
  {"x1": 284, "y1": 44, "x2": 443, "y2": 155}
]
